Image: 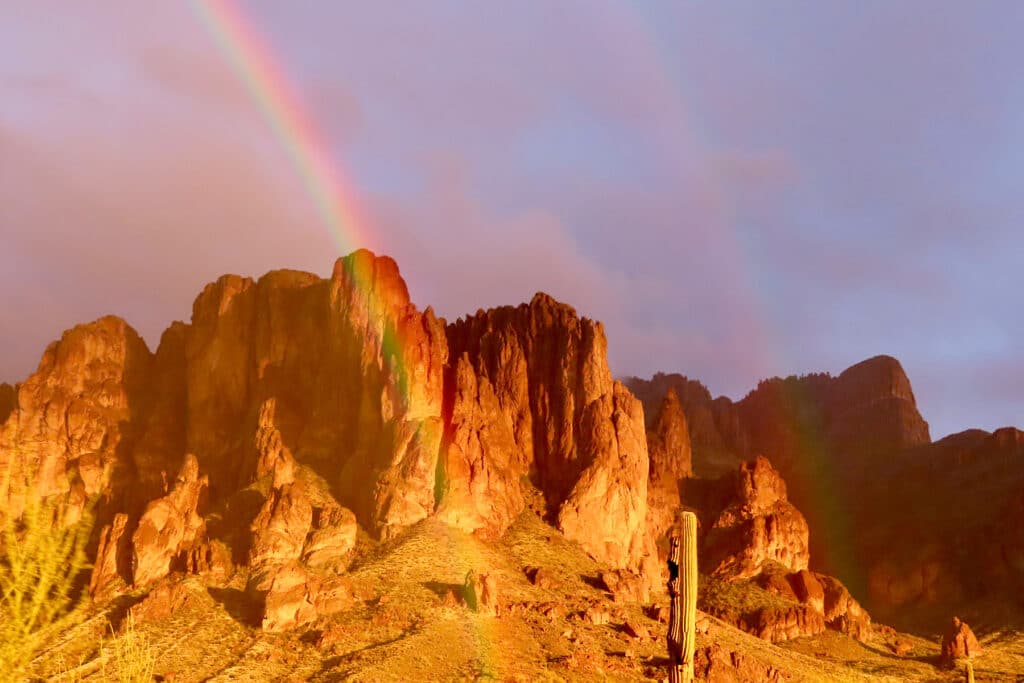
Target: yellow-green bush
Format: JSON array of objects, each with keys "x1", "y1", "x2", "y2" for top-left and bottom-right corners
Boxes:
[{"x1": 0, "y1": 489, "x2": 91, "y2": 682}]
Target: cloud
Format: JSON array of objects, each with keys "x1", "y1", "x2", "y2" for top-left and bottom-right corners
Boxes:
[{"x1": 0, "y1": 1, "x2": 1020, "y2": 440}]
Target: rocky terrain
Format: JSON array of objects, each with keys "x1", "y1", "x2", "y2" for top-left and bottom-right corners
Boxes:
[{"x1": 1, "y1": 251, "x2": 1020, "y2": 681}]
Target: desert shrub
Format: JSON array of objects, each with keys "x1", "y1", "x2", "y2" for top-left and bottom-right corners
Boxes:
[
  {"x1": 0, "y1": 490, "x2": 92, "y2": 681},
  {"x1": 101, "y1": 611, "x2": 157, "y2": 683}
]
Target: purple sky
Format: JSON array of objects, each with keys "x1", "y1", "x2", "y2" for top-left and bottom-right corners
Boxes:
[{"x1": 1, "y1": 2, "x2": 1021, "y2": 438}]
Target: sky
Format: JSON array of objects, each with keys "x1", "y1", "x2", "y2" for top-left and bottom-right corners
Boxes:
[{"x1": 1, "y1": 1, "x2": 1021, "y2": 439}]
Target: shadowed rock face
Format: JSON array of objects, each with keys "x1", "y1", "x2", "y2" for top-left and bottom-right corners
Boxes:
[
  {"x1": 697, "y1": 456, "x2": 871, "y2": 643},
  {"x1": 0, "y1": 383, "x2": 15, "y2": 425},
  {"x1": 628, "y1": 356, "x2": 943, "y2": 622},
  {"x1": 627, "y1": 355, "x2": 931, "y2": 479},
  {"x1": 861, "y1": 426, "x2": 1024, "y2": 623},
  {"x1": 645, "y1": 389, "x2": 694, "y2": 545}
]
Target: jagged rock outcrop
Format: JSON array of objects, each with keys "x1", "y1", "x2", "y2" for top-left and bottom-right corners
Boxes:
[
  {"x1": 181, "y1": 251, "x2": 447, "y2": 540},
  {"x1": 0, "y1": 316, "x2": 152, "y2": 515},
  {"x1": 131, "y1": 454, "x2": 208, "y2": 587},
  {"x1": 697, "y1": 457, "x2": 870, "y2": 643},
  {"x1": 246, "y1": 444, "x2": 358, "y2": 576},
  {"x1": 89, "y1": 513, "x2": 132, "y2": 598},
  {"x1": 704, "y1": 456, "x2": 809, "y2": 580},
  {"x1": 645, "y1": 389, "x2": 693, "y2": 543},
  {"x1": 632, "y1": 358, "x2": 942, "y2": 623},
  {"x1": 441, "y1": 293, "x2": 651, "y2": 573},
  {"x1": 817, "y1": 573, "x2": 871, "y2": 640},
  {"x1": 648, "y1": 389, "x2": 693, "y2": 482},
  {"x1": 1, "y1": 254, "x2": 661, "y2": 622},
  {"x1": 940, "y1": 616, "x2": 982, "y2": 665},
  {"x1": 249, "y1": 478, "x2": 313, "y2": 571},
  {"x1": 627, "y1": 373, "x2": 746, "y2": 478}
]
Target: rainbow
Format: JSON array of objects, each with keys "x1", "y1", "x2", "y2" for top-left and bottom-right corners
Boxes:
[
  {"x1": 189, "y1": 0, "x2": 371, "y2": 257},
  {"x1": 190, "y1": 0, "x2": 412, "y2": 398},
  {"x1": 191, "y1": 1, "x2": 863, "y2": 674}
]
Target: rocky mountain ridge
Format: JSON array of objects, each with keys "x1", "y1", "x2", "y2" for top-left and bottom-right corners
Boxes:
[
  {"x1": 0, "y1": 251, "x2": 656, "y2": 624},
  {"x1": 2, "y1": 250, "x2": 1015, "y2": 680}
]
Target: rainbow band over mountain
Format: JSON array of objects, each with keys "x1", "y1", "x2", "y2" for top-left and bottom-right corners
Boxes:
[
  {"x1": 190, "y1": 0, "x2": 368, "y2": 256},
  {"x1": 190, "y1": 0, "x2": 411, "y2": 396}
]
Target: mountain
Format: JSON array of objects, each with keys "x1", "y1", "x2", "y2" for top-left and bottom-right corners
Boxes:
[
  {"x1": 2, "y1": 251, "x2": 1019, "y2": 680},
  {"x1": 629, "y1": 357, "x2": 1024, "y2": 632}
]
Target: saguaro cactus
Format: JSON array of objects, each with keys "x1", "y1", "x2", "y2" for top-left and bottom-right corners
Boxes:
[{"x1": 667, "y1": 511, "x2": 697, "y2": 683}]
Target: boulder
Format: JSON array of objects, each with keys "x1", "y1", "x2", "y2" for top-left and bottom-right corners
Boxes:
[
  {"x1": 131, "y1": 581, "x2": 195, "y2": 624},
  {"x1": 302, "y1": 502, "x2": 358, "y2": 570},
  {"x1": 694, "y1": 643, "x2": 788, "y2": 682},
  {"x1": 940, "y1": 616, "x2": 982, "y2": 666},
  {"x1": 599, "y1": 569, "x2": 650, "y2": 604},
  {"x1": 817, "y1": 573, "x2": 871, "y2": 641},
  {"x1": 185, "y1": 539, "x2": 234, "y2": 580},
  {"x1": 788, "y1": 570, "x2": 824, "y2": 614},
  {"x1": 524, "y1": 566, "x2": 560, "y2": 590},
  {"x1": 260, "y1": 563, "x2": 356, "y2": 632}
]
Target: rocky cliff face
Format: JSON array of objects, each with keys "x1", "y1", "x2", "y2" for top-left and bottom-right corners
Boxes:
[
  {"x1": 440, "y1": 293, "x2": 651, "y2": 573},
  {"x1": 632, "y1": 359, "x2": 1024, "y2": 630},
  {"x1": 860, "y1": 426, "x2": 1024, "y2": 624},
  {"x1": 697, "y1": 456, "x2": 870, "y2": 643},
  {"x1": 179, "y1": 252, "x2": 448, "y2": 539},
  {"x1": 704, "y1": 456, "x2": 809, "y2": 580},
  {"x1": 630, "y1": 357, "x2": 933, "y2": 603},
  {"x1": 628, "y1": 356, "x2": 931, "y2": 480},
  {"x1": 1, "y1": 252, "x2": 658, "y2": 623},
  {"x1": 626, "y1": 373, "x2": 744, "y2": 477},
  {"x1": 0, "y1": 316, "x2": 153, "y2": 519},
  {"x1": 0, "y1": 383, "x2": 15, "y2": 425}
]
